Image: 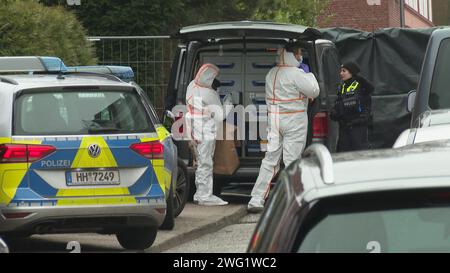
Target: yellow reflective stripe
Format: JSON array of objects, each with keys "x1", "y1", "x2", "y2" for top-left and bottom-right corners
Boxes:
[
  {"x1": 0, "y1": 137, "x2": 42, "y2": 145},
  {"x1": 0, "y1": 138, "x2": 12, "y2": 144},
  {"x1": 152, "y1": 163, "x2": 170, "y2": 194},
  {"x1": 156, "y1": 126, "x2": 171, "y2": 141},
  {"x1": 13, "y1": 139, "x2": 43, "y2": 145},
  {"x1": 348, "y1": 81, "x2": 359, "y2": 91},
  {"x1": 0, "y1": 138, "x2": 42, "y2": 205},
  {"x1": 341, "y1": 81, "x2": 360, "y2": 94},
  {"x1": 57, "y1": 188, "x2": 94, "y2": 197},
  {"x1": 71, "y1": 137, "x2": 118, "y2": 169},
  {"x1": 57, "y1": 196, "x2": 136, "y2": 206},
  {"x1": 56, "y1": 187, "x2": 130, "y2": 197},
  {"x1": 95, "y1": 187, "x2": 130, "y2": 196},
  {"x1": 139, "y1": 136, "x2": 159, "y2": 143},
  {"x1": 0, "y1": 164, "x2": 28, "y2": 205}
]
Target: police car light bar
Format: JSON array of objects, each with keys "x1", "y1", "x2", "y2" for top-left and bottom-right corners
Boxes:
[
  {"x1": 66, "y1": 65, "x2": 135, "y2": 82},
  {"x1": 0, "y1": 56, "x2": 67, "y2": 73}
]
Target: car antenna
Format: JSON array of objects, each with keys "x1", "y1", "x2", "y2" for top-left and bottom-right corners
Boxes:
[{"x1": 57, "y1": 59, "x2": 65, "y2": 80}]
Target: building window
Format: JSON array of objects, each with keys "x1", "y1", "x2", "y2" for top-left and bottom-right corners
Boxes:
[{"x1": 405, "y1": 0, "x2": 432, "y2": 21}]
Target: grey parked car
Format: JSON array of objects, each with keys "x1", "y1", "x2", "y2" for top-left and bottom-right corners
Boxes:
[{"x1": 249, "y1": 141, "x2": 450, "y2": 253}]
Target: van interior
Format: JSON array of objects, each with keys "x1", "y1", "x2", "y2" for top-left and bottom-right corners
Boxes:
[{"x1": 178, "y1": 40, "x2": 312, "y2": 163}]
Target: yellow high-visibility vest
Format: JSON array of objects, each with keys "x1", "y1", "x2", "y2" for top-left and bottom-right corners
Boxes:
[{"x1": 341, "y1": 80, "x2": 360, "y2": 95}]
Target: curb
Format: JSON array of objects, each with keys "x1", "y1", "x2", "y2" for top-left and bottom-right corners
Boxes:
[{"x1": 147, "y1": 205, "x2": 248, "y2": 253}]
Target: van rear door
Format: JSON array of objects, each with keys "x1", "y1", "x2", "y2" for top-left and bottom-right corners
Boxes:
[{"x1": 312, "y1": 40, "x2": 341, "y2": 152}]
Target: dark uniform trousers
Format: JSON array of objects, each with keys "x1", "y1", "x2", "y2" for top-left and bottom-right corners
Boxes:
[{"x1": 337, "y1": 124, "x2": 370, "y2": 152}]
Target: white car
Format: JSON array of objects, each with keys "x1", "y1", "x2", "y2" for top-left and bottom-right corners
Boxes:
[{"x1": 393, "y1": 109, "x2": 450, "y2": 148}]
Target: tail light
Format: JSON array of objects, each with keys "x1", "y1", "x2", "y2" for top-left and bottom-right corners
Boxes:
[
  {"x1": 0, "y1": 144, "x2": 56, "y2": 163},
  {"x1": 3, "y1": 212, "x2": 32, "y2": 219},
  {"x1": 130, "y1": 141, "x2": 164, "y2": 160},
  {"x1": 312, "y1": 112, "x2": 329, "y2": 140}
]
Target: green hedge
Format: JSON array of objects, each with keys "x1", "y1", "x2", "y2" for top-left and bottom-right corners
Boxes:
[{"x1": 0, "y1": 0, "x2": 96, "y2": 65}]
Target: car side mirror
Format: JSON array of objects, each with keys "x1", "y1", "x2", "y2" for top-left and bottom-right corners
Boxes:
[
  {"x1": 163, "y1": 110, "x2": 175, "y2": 131},
  {"x1": 407, "y1": 90, "x2": 416, "y2": 113}
]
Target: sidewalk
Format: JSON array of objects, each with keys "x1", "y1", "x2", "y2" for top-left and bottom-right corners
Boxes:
[{"x1": 147, "y1": 202, "x2": 248, "y2": 253}]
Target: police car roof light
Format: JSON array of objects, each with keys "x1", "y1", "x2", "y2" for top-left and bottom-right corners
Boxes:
[
  {"x1": 0, "y1": 56, "x2": 67, "y2": 74},
  {"x1": 303, "y1": 144, "x2": 334, "y2": 184},
  {"x1": 66, "y1": 66, "x2": 135, "y2": 82}
]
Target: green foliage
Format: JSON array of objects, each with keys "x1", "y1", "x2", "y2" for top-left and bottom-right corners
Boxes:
[
  {"x1": 41, "y1": 0, "x2": 186, "y2": 35},
  {"x1": 0, "y1": 0, "x2": 96, "y2": 65},
  {"x1": 174, "y1": 0, "x2": 257, "y2": 28},
  {"x1": 40, "y1": 0, "x2": 330, "y2": 35},
  {"x1": 252, "y1": 0, "x2": 331, "y2": 26}
]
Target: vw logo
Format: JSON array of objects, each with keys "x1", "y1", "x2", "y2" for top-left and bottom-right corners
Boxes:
[{"x1": 88, "y1": 144, "x2": 101, "y2": 158}]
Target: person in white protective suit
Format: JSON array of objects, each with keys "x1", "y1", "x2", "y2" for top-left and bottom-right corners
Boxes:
[
  {"x1": 185, "y1": 63, "x2": 233, "y2": 206},
  {"x1": 247, "y1": 45, "x2": 320, "y2": 213}
]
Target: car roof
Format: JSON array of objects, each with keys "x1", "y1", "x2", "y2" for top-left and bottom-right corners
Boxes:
[
  {"x1": 298, "y1": 141, "x2": 450, "y2": 203},
  {"x1": 175, "y1": 20, "x2": 322, "y2": 42},
  {"x1": 420, "y1": 109, "x2": 450, "y2": 127},
  {"x1": 0, "y1": 74, "x2": 133, "y2": 94}
]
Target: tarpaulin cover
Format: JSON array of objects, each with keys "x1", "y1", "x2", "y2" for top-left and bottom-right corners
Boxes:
[{"x1": 320, "y1": 27, "x2": 438, "y2": 148}]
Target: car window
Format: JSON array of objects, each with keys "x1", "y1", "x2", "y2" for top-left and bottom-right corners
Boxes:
[
  {"x1": 430, "y1": 38, "x2": 450, "y2": 110},
  {"x1": 250, "y1": 172, "x2": 290, "y2": 251},
  {"x1": 297, "y1": 190, "x2": 450, "y2": 253},
  {"x1": 133, "y1": 83, "x2": 161, "y2": 124},
  {"x1": 14, "y1": 90, "x2": 155, "y2": 135}
]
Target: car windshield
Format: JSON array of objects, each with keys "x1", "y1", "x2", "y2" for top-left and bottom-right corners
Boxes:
[
  {"x1": 14, "y1": 90, "x2": 154, "y2": 135},
  {"x1": 430, "y1": 38, "x2": 450, "y2": 110},
  {"x1": 297, "y1": 190, "x2": 450, "y2": 253}
]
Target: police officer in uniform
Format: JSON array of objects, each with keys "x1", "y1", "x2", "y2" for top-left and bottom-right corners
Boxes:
[{"x1": 331, "y1": 62, "x2": 373, "y2": 152}]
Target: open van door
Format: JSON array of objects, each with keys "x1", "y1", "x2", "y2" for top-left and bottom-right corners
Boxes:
[{"x1": 311, "y1": 40, "x2": 341, "y2": 152}]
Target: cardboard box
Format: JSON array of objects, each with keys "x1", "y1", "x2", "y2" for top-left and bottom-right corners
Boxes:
[{"x1": 213, "y1": 121, "x2": 240, "y2": 175}]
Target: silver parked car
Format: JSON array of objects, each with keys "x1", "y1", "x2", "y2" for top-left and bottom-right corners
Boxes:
[{"x1": 249, "y1": 141, "x2": 450, "y2": 253}]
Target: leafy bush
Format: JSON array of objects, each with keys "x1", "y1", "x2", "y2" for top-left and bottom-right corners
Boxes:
[{"x1": 0, "y1": 0, "x2": 96, "y2": 65}]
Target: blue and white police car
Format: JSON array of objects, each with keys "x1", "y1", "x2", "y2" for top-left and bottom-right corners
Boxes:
[{"x1": 0, "y1": 56, "x2": 179, "y2": 250}]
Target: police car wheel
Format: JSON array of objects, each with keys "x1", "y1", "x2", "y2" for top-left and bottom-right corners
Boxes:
[
  {"x1": 116, "y1": 227, "x2": 158, "y2": 250},
  {"x1": 159, "y1": 181, "x2": 175, "y2": 230},
  {"x1": 174, "y1": 160, "x2": 189, "y2": 217}
]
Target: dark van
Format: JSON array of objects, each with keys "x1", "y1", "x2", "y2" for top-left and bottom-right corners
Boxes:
[{"x1": 165, "y1": 21, "x2": 341, "y2": 193}]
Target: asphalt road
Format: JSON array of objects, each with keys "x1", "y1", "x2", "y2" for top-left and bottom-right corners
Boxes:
[
  {"x1": 164, "y1": 213, "x2": 260, "y2": 253},
  {"x1": 5, "y1": 185, "x2": 254, "y2": 253}
]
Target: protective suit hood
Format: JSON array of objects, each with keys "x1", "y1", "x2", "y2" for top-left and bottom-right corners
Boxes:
[
  {"x1": 194, "y1": 63, "x2": 219, "y2": 88},
  {"x1": 277, "y1": 49, "x2": 300, "y2": 67}
]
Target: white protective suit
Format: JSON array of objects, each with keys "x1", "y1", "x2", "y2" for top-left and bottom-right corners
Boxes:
[
  {"x1": 185, "y1": 63, "x2": 232, "y2": 206},
  {"x1": 248, "y1": 49, "x2": 320, "y2": 211}
]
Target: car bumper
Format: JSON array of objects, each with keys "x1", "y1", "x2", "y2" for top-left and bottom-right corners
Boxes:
[{"x1": 0, "y1": 203, "x2": 166, "y2": 234}]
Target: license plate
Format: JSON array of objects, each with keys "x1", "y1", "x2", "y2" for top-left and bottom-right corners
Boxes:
[{"x1": 66, "y1": 170, "x2": 120, "y2": 186}]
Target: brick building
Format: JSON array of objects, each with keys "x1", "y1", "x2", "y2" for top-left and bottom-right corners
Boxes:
[
  {"x1": 432, "y1": 0, "x2": 450, "y2": 25},
  {"x1": 319, "y1": 0, "x2": 434, "y2": 31}
]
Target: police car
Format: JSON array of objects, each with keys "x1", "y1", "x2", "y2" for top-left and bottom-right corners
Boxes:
[{"x1": 0, "y1": 56, "x2": 178, "y2": 250}]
